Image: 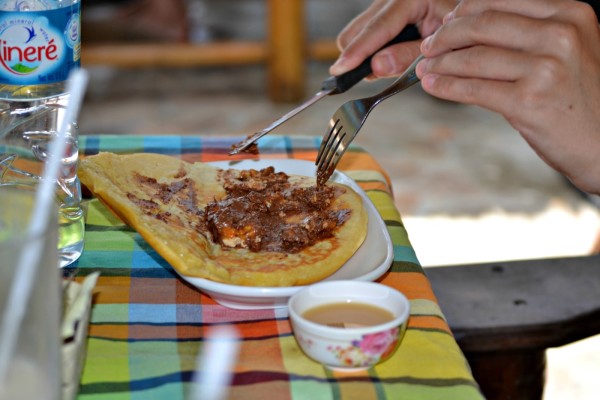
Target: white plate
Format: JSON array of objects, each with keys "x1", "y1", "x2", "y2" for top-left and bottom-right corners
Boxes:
[{"x1": 176, "y1": 159, "x2": 393, "y2": 310}]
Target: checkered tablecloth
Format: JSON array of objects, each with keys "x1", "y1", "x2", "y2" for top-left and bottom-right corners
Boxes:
[{"x1": 67, "y1": 134, "x2": 483, "y2": 399}]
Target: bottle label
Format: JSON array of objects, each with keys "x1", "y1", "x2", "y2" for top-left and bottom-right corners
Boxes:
[{"x1": 0, "y1": 5, "x2": 81, "y2": 86}]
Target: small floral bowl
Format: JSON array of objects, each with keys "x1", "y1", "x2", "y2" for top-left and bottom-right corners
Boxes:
[{"x1": 288, "y1": 281, "x2": 410, "y2": 371}]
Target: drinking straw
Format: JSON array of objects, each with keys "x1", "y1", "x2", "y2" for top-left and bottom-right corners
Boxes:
[
  {"x1": 0, "y1": 69, "x2": 89, "y2": 385},
  {"x1": 191, "y1": 325, "x2": 240, "y2": 400}
]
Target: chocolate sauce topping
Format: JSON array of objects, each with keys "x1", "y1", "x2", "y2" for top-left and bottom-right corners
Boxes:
[
  {"x1": 126, "y1": 172, "x2": 206, "y2": 234},
  {"x1": 125, "y1": 167, "x2": 352, "y2": 254},
  {"x1": 205, "y1": 167, "x2": 351, "y2": 253}
]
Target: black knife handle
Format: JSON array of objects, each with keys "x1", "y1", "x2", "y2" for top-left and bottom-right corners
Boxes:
[{"x1": 321, "y1": 24, "x2": 421, "y2": 94}]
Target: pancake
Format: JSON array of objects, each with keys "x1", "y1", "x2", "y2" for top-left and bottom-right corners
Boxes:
[{"x1": 78, "y1": 152, "x2": 368, "y2": 286}]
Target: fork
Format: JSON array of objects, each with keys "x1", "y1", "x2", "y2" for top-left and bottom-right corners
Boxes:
[{"x1": 315, "y1": 54, "x2": 424, "y2": 186}]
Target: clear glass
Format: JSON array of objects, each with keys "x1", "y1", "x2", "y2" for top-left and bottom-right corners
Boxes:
[
  {"x1": 0, "y1": 95, "x2": 84, "y2": 267},
  {"x1": 0, "y1": 187, "x2": 61, "y2": 400}
]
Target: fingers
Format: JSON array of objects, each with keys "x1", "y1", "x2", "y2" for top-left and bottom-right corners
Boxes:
[
  {"x1": 330, "y1": 1, "x2": 417, "y2": 76},
  {"x1": 451, "y1": 0, "x2": 598, "y2": 28},
  {"x1": 422, "y1": 9, "x2": 584, "y2": 62},
  {"x1": 422, "y1": 12, "x2": 524, "y2": 57},
  {"x1": 418, "y1": 45, "x2": 527, "y2": 82},
  {"x1": 371, "y1": 42, "x2": 423, "y2": 77},
  {"x1": 419, "y1": 72, "x2": 520, "y2": 120},
  {"x1": 331, "y1": 0, "x2": 389, "y2": 76},
  {"x1": 336, "y1": 0, "x2": 388, "y2": 50},
  {"x1": 441, "y1": 0, "x2": 597, "y2": 53},
  {"x1": 416, "y1": 44, "x2": 567, "y2": 117},
  {"x1": 417, "y1": 44, "x2": 577, "y2": 120},
  {"x1": 451, "y1": 0, "x2": 562, "y2": 20},
  {"x1": 414, "y1": 0, "x2": 592, "y2": 106}
]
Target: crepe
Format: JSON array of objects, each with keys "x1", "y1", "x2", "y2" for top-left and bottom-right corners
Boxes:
[{"x1": 78, "y1": 153, "x2": 368, "y2": 287}]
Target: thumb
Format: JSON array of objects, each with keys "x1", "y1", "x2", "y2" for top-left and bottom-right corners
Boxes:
[{"x1": 329, "y1": 54, "x2": 360, "y2": 76}]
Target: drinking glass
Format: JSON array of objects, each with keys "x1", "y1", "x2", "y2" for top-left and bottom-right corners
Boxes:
[
  {"x1": 0, "y1": 96, "x2": 84, "y2": 267},
  {"x1": 0, "y1": 187, "x2": 62, "y2": 400}
]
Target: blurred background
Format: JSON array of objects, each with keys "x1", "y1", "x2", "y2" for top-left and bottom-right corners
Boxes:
[{"x1": 79, "y1": 1, "x2": 600, "y2": 398}]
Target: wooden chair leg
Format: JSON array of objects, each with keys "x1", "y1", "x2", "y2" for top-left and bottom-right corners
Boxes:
[
  {"x1": 465, "y1": 349, "x2": 546, "y2": 400},
  {"x1": 267, "y1": 0, "x2": 306, "y2": 102}
]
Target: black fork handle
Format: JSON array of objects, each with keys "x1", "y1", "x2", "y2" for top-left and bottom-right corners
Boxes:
[{"x1": 321, "y1": 24, "x2": 421, "y2": 94}]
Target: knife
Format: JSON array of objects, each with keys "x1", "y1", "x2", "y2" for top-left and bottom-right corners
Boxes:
[{"x1": 229, "y1": 24, "x2": 421, "y2": 155}]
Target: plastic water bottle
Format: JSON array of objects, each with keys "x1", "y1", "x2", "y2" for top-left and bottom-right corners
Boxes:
[
  {"x1": 0, "y1": 0, "x2": 81, "y2": 99},
  {"x1": 0, "y1": 0, "x2": 83, "y2": 267}
]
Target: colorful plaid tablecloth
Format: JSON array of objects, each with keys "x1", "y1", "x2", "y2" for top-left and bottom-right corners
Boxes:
[{"x1": 67, "y1": 134, "x2": 484, "y2": 400}]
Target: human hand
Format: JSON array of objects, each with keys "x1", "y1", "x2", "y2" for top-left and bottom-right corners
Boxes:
[
  {"x1": 417, "y1": 0, "x2": 600, "y2": 194},
  {"x1": 329, "y1": 0, "x2": 455, "y2": 79}
]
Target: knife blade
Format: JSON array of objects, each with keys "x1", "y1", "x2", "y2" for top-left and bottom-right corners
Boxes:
[{"x1": 229, "y1": 24, "x2": 421, "y2": 155}]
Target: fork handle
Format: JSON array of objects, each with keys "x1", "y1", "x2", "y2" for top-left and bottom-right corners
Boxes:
[{"x1": 321, "y1": 24, "x2": 421, "y2": 94}]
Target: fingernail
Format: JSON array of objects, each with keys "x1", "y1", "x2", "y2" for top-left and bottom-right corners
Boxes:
[
  {"x1": 330, "y1": 57, "x2": 347, "y2": 75},
  {"x1": 421, "y1": 73, "x2": 438, "y2": 90},
  {"x1": 415, "y1": 57, "x2": 429, "y2": 76},
  {"x1": 373, "y1": 52, "x2": 395, "y2": 75},
  {"x1": 421, "y1": 36, "x2": 432, "y2": 53}
]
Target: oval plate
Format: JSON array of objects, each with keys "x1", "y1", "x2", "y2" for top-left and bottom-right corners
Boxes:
[{"x1": 175, "y1": 159, "x2": 393, "y2": 310}]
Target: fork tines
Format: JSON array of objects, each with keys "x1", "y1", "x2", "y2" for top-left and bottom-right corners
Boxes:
[{"x1": 316, "y1": 119, "x2": 346, "y2": 186}]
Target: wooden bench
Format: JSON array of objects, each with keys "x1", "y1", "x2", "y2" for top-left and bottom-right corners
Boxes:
[{"x1": 426, "y1": 255, "x2": 600, "y2": 400}]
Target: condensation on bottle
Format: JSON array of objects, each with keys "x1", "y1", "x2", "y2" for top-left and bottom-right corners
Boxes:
[{"x1": 0, "y1": 0, "x2": 81, "y2": 100}]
